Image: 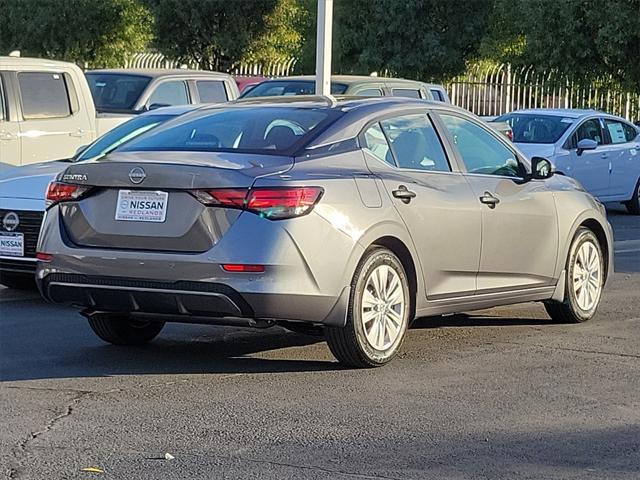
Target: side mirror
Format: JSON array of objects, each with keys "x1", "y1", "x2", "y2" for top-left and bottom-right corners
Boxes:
[
  {"x1": 147, "y1": 102, "x2": 171, "y2": 111},
  {"x1": 576, "y1": 138, "x2": 598, "y2": 156},
  {"x1": 531, "y1": 157, "x2": 554, "y2": 180}
]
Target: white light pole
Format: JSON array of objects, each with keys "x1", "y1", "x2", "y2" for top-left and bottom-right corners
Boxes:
[{"x1": 315, "y1": 0, "x2": 333, "y2": 96}]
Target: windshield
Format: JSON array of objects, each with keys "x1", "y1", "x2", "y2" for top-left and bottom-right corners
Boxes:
[
  {"x1": 496, "y1": 113, "x2": 574, "y2": 144},
  {"x1": 75, "y1": 114, "x2": 176, "y2": 162},
  {"x1": 241, "y1": 80, "x2": 348, "y2": 98},
  {"x1": 86, "y1": 73, "x2": 151, "y2": 113},
  {"x1": 119, "y1": 106, "x2": 341, "y2": 155}
]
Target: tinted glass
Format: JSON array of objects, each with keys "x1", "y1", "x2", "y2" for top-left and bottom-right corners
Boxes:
[
  {"x1": 391, "y1": 88, "x2": 422, "y2": 99},
  {"x1": 356, "y1": 88, "x2": 383, "y2": 97},
  {"x1": 575, "y1": 119, "x2": 604, "y2": 145},
  {"x1": 496, "y1": 113, "x2": 573, "y2": 144},
  {"x1": 76, "y1": 114, "x2": 176, "y2": 162},
  {"x1": 147, "y1": 81, "x2": 189, "y2": 108},
  {"x1": 196, "y1": 80, "x2": 228, "y2": 103},
  {"x1": 120, "y1": 107, "x2": 340, "y2": 155},
  {"x1": 430, "y1": 89, "x2": 444, "y2": 102},
  {"x1": 0, "y1": 77, "x2": 5, "y2": 120},
  {"x1": 363, "y1": 123, "x2": 393, "y2": 165},
  {"x1": 380, "y1": 115, "x2": 449, "y2": 172},
  {"x1": 440, "y1": 114, "x2": 521, "y2": 177},
  {"x1": 240, "y1": 80, "x2": 348, "y2": 97},
  {"x1": 623, "y1": 123, "x2": 639, "y2": 142},
  {"x1": 86, "y1": 73, "x2": 151, "y2": 113},
  {"x1": 18, "y1": 72, "x2": 71, "y2": 119}
]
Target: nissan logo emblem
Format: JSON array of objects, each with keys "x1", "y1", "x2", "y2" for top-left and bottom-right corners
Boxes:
[
  {"x1": 129, "y1": 167, "x2": 146, "y2": 184},
  {"x1": 2, "y1": 211, "x2": 19, "y2": 231}
]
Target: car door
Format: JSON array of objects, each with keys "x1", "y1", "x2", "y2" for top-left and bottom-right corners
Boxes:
[
  {"x1": 0, "y1": 73, "x2": 21, "y2": 165},
  {"x1": 361, "y1": 113, "x2": 481, "y2": 299},
  {"x1": 567, "y1": 117, "x2": 610, "y2": 197},
  {"x1": 437, "y1": 112, "x2": 559, "y2": 293},
  {"x1": 602, "y1": 118, "x2": 640, "y2": 199},
  {"x1": 16, "y1": 71, "x2": 90, "y2": 165}
]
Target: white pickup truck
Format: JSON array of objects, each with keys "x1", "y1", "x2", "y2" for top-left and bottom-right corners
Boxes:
[{"x1": 0, "y1": 56, "x2": 239, "y2": 166}]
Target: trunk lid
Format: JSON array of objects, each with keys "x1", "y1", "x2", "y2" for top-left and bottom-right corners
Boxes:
[{"x1": 57, "y1": 151, "x2": 292, "y2": 252}]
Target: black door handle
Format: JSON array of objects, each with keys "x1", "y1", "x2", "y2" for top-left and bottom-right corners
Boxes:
[
  {"x1": 479, "y1": 191, "x2": 500, "y2": 208},
  {"x1": 392, "y1": 185, "x2": 417, "y2": 204}
]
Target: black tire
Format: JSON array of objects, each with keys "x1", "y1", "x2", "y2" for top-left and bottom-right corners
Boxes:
[
  {"x1": 624, "y1": 178, "x2": 640, "y2": 215},
  {"x1": 325, "y1": 247, "x2": 411, "y2": 368},
  {"x1": 87, "y1": 313, "x2": 165, "y2": 345},
  {"x1": 0, "y1": 272, "x2": 36, "y2": 290},
  {"x1": 544, "y1": 227, "x2": 604, "y2": 323}
]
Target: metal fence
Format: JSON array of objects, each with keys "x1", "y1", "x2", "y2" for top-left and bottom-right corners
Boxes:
[
  {"x1": 124, "y1": 52, "x2": 296, "y2": 77},
  {"x1": 446, "y1": 63, "x2": 640, "y2": 121}
]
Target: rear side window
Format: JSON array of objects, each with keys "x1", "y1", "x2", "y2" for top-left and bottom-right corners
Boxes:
[
  {"x1": 147, "y1": 81, "x2": 189, "y2": 108},
  {"x1": 391, "y1": 88, "x2": 422, "y2": 99},
  {"x1": 0, "y1": 76, "x2": 5, "y2": 121},
  {"x1": 196, "y1": 80, "x2": 228, "y2": 103},
  {"x1": 623, "y1": 123, "x2": 639, "y2": 142},
  {"x1": 241, "y1": 80, "x2": 348, "y2": 98},
  {"x1": 120, "y1": 107, "x2": 340, "y2": 155},
  {"x1": 86, "y1": 73, "x2": 151, "y2": 113},
  {"x1": 18, "y1": 72, "x2": 71, "y2": 119},
  {"x1": 430, "y1": 89, "x2": 444, "y2": 102},
  {"x1": 604, "y1": 119, "x2": 629, "y2": 144},
  {"x1": 380, "y1": 114, "x2": 450, "y2": 172}
]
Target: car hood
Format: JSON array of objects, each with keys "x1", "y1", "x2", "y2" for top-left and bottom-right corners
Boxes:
[
  {"x1": 0, "y1": 160, "x2": 69, "y2": 200},
  {"x1": 514, "y1": 143, "x2": 557, "y2": 161}
]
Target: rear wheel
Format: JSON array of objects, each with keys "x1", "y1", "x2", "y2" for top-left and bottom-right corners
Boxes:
[
  {"x1": 0, "y1": 272, "x2": 36, "y2": 290},
  {"x1": 325, "y1": 247, "x2": 411, "y2": 368},
  {"x1": 624, "y1": 178, "x2": 640, "y2": 215},
  {"x1": 87, "y1": 313, "x2": 165, "y2": 345},
  {"x1": 545, "y1": 227, "x2": 604, "y2": 323}
]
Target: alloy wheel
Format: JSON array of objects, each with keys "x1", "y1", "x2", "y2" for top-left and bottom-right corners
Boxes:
[{"x1": 572, "y1": 240, "x2": 602, "y2": 311}]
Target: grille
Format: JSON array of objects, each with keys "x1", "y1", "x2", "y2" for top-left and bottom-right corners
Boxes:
[{"x1": 0, "y1": 209, "x2": 44, "y2": 258}]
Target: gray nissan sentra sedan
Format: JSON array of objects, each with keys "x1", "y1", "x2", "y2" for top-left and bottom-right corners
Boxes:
[{"x1": 36, "y1": 97, "x2": 614, "y2": 367}]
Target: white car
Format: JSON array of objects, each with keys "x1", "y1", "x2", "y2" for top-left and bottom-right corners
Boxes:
[{"x1": 0, "y1": 105, "x2": 200, "y2": 289}]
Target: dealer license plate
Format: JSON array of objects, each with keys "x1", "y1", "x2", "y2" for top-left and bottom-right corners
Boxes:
[
  {"x1": 115, "y1": 190, "x2": 169, "y2": 223},
  {"x1": 0, "y1": 232, "x2": 24, "y2": 256}
]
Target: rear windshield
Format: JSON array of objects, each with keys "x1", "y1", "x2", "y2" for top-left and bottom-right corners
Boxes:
[
  {"x1": 241, "y1": 80, "x2": 348, "y2": 98},
  {"x1": 496, "y1": 113, "x2": 574, "y2": 144},
  {"x1": 119, "y1": 106, "x2": 341, "y2": 155},
  {"x1": 86, "y1": 73, "x2": 151, "y2": 113},
  {"x1": 75, "y1": 114, "x2": 177, "y2": 162}
]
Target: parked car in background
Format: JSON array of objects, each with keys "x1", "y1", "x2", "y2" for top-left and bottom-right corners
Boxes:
[
  {"x1": 0, "y1": 105, "x2": 200, "y2": 289},
  {"x1": 482, "y1": 116, "x2": 514, "y2": 141},
  {"x1": 426, "y1": 83, "x2": 450, "y2": 103},
  {"x1": 37, "y1": 97, "x2": 612, "y2": 367},
  {"x1": 233, "y1": 75, "x2": 267, "y2": 94},
  {"x1": 0, "y1": 56, "x2": 130, "y2": 166},
  {"x1": 86, "y1": 69, "x2": 239, "y2": 115},
  {"x1": 495, "y1": 109, "x2": 640, "y2": 214},
  {"x1": 240, "y1": 75, "x2": 438, "y2": 100}
]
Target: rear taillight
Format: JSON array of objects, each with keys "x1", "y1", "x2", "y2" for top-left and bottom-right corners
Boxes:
[
  {"x1": 192, "y1": 187, "x2": 323, "y2": 220},
  {"x1": 46, "y1": 182, "x2": 91, "y2": 206}
]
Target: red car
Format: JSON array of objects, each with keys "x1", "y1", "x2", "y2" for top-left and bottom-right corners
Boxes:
[{"x1": 233, "y1": 76, "x2": 267, "y2": 95}]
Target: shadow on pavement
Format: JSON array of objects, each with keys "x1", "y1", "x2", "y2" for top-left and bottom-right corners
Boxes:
[{"x1": 412, "y1": 312, "x2": 552, "y2": 329}]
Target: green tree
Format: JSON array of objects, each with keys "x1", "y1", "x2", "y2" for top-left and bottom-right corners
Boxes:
[
  {"x1": 0, "y1": 0, "x2": 153, "y2": 68},
  {"x1": 483, "y1": 0, "x2": 640, "y2": 91},
  {"x1": 147, "y1": 0, "x2": 281, "y2": 71},
  {"x1": 297, "y1": 0, "x2": 493, "y2": 80}
]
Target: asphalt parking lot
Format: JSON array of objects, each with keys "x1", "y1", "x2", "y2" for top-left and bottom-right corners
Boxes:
[{"x1": 1, "y1": 206, "x2": 638, "y2": 480}]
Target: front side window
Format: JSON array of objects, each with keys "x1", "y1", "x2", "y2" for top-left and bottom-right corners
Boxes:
[
  {"x1": 574, "y1": 119, "x2": 604, "y2": 146},
  {"x1": 440, "y1": 114, "x2": 522, "y2": 177},
  {"x1": 86, "y1": 73, "x2": 151, "y2": 113},
  {"x1": 147, "y1": 81, "x2": 189, "y2": 108},
  {"x1": 120, "y1": 107, "x2": 340, "y2": 155},
  {"x1": 196, "y1": 80, "x2": 228, "y2": 103},
  {"x1": 356, "y1": 88, "x2": 383, "y2": 97},
  {"x1": 18, "y1": 72, "x2": 72, "y2": 119},
  {"x1": 376, "y1": 114, "x2": 450, "y2": 172},
  {"x1": 391, "y1": 88, "x2": 422, "y2": 99}
]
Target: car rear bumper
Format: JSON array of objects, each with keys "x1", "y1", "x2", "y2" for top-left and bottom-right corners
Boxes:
[
  {"x1": 38, "y1": 272, "x2": 349, "y2": 327},
  {"x1": 0, "y1": 256, "x2": 37, "y2": 275}
]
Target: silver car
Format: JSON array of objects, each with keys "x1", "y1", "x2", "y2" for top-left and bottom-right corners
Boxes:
[{"x1": 36, "y1": 97, "x2": 614, "y2": 367}]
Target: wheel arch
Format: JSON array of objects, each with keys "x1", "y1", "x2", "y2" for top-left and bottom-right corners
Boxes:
[{"x1": 579, "y1": 218, "x2": 611, "y2": 281}]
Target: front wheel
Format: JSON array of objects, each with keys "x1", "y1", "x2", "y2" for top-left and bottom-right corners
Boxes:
[
  {"x1": 87, "y1": 313, "x2": 165, "y2": 345},
  {"x1": 624, "y1": 178, "x2": 640, "y2": 215},
  {"x1": 545, "y1": 227, "x2": 604, "y2": 323},
  {"x1": 325, "y1": 247, "x2": 411, "y2": 368}
]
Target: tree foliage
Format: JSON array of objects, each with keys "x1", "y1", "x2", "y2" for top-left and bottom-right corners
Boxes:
[
  {"x1": 0, "y1": 0, "x2": 153, "y2": 68},
  {"x1": 147, "y1": 0, "x2": 282, "y2": 71},
  {"x1": 483, "y1": 0, "x2": 640, "y2": 90},
  {"x1": 298, "y1": 0, "x2": 493, "y2": 81}
]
